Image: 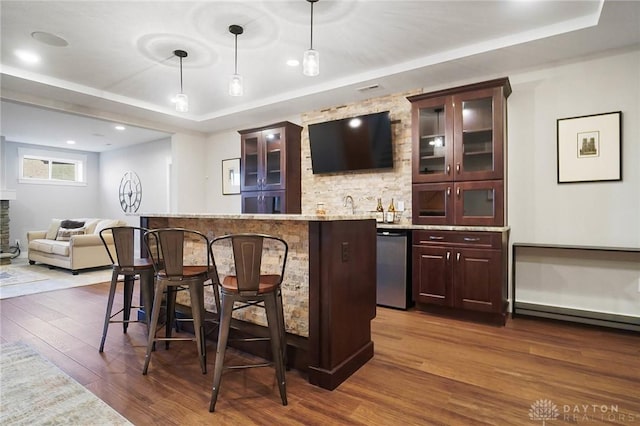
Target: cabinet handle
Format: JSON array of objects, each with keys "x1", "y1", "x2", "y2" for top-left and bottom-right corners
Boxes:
[
  {"x1": 456, "y1": 163, "x2": 460, "y2": 173},
  {"x1": 456, "y1": 187, "x2": 460, "y2": 197},
  {"x1": 446, "y1": 164, "x2": 451, "y2": 175},
  {"x1": 456, "y1": 252, "x2": 461, "y2": 261},
  {"x1": 463, "y1": 237, "x2": 481, "y2": 242},
  {"x1": 447, "y1": 187, "x2": 451, "y2": 196},
  {"x1": 446, "y1": 251, "x2": 450, "y2": 261},
  {"x1": 429, "y1": 236, "x2": 444, "y2": 240}
]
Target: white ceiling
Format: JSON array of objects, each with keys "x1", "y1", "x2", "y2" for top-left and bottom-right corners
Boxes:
[{"x1": 1, "y1": 0, "x2": 639, "y2": 152}]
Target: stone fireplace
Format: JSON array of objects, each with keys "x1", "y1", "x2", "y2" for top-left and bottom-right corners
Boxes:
[{"x1": 0, "y1": 190, "x2": 16, "y2": 265}]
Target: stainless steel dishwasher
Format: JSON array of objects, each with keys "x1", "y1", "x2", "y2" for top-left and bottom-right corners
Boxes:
[{"x1": 376, "y1": 229, "x2": 411, "y2": 309}]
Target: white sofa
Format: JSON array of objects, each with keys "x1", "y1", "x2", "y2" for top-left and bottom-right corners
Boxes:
[{"x1": 27, "y1": 218, "x2": 126, "y2": 275}]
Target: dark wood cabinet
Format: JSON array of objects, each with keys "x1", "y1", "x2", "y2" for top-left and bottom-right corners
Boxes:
[
  {"x1": 408, "y1": 78, "x2": 510, "y2": 226},
  {"x1": 412, "y1": 180, "x2": 504, "y2": 226},
  {"x1": 412, "y1": 229, "x2": 507, "y2": 323},
  {"x1": 239, "y1": 121, "x2": 302, "y2": 214},
  {"x1": 241, "y1": 190, "x2": 287, "y2": 214},
  {"x1": 408, "y1": 79, "x2": 511, "y2": 324}
]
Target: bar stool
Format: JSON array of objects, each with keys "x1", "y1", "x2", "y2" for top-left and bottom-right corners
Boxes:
[
  {"x1": 142, "y1": 228, "x2": 216, "y2": 375},
  {"x1": 98, "y1": 226, "x2": 155, "y2": 353},
  {"x1": 208, "y1": 233, "x2": 288, "y2": 412}
]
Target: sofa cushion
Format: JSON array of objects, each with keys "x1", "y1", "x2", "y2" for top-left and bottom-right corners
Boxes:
[
  {"x1": 83, "y1": 219, "x2": 100, "y2": 234},
  {"x1": 56, "y1": 228, "x2": 85, "y2": 241},
  {"x1": 60, "y1": 219, "x2": 85, "y2": 229},
  {"x1": 28, "y1": 239, "x2": 71, "y2": 256},
  {"x1": 94, "y1": 219, "x2": 122, "y2": 235},
  {"x1": 45, "y1": 219, "x2": 62, "y2": 240}
]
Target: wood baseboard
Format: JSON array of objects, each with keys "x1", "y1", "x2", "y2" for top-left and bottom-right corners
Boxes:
[{"x1": 308, "y1": 341, "x2": 374, "y2": 391}]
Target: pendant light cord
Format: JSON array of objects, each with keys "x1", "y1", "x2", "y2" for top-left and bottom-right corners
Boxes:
[
  {"x1": 309, "y1": 1, "x2": 314, "y2": 49},
  {"x1": 234, "y1": 34, "x2": 238, "y2": 74},
  {"x1": 179, "y1": 56, "x2": 184, "y2": 93}
]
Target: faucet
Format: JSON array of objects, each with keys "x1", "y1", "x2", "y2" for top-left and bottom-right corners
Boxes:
[{"x1": 343, "y1": 195, "x2": 355, "y2": 214}]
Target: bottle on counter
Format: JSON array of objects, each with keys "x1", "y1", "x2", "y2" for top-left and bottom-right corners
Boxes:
[
  {"x1": 375, "y1": 198, "x2": 384, "y2": 223},
  {"x1": 385, "y1": 198, "x2": 395, "y2": 223}
]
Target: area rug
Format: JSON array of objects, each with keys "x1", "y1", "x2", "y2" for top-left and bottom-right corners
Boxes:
[
  {"x1": 0, "y1": 265, "x2": 48, "y2": 286},
  {"x1": 0, "y1": 341, "x2": 132, "y2": 425},
  {"x1": 0, "y1": 260, "x2": 112, "y2": 299}
]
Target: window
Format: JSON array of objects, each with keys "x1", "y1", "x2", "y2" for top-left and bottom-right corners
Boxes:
[{"x1": 19, "y1": 148, "x2": 87, "y2": 185}]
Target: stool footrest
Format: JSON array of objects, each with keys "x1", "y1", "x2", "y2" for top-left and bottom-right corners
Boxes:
[{"x1": 226, "y1": 362, "x2": 272, "y2": 370}]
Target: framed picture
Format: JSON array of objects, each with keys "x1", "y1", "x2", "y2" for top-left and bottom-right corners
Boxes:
[
  {"x1": 557, "y1": 111, "x2": 622, "y2": 183},
  {"x1": 222, "y1": 158, "x2": 240, "y2": 195}
]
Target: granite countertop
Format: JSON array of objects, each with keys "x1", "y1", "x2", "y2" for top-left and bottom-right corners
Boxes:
[
  {"x1": 141, "y1": 213, "x2": 510, "y2": 231},
  {"x1": 140, "y1": 212, "x2": 376, "y2": 221},
  {"x1": 377, "y1": 223, "x2": 510, "y2": 232}
]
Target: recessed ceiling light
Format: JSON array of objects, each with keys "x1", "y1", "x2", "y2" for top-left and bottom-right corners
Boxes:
[
  {"x1": 114, "y1": 125, "x2": 126, "y2": 131},
  {"x1": 286, "y1": 59, "x2": 299, "y2": 67},
  {"x1": 66, "y1": 140, "x2": 76, "y2": 145},
  {"x1": 31, "y1": 31, "x2": 68, "y2": 47},
  {"x1": 14, "y1": 50, "x2": 40, "y2": 64}
]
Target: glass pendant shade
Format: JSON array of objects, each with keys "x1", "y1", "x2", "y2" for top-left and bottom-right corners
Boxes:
[
  {"x1": 173, "y1": 49, "x2": 188, "y2": 113},
  {"x1": 303, "y1": 49, "x2": 319, "y2": 76},
  {"x1": 229, "y1": 73, "x2": 243, "y2": 96},
  {"x1": 175, "y1": 93, "x2": 188, "y2": 112}
]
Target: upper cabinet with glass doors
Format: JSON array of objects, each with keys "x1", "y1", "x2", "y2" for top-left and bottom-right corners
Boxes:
[
  {"x1": 408, "y1": 78, "x2": 511, "y2": 226},
  {"x1": 239, "y1": 121, "x2": 302, "y2": 214},
  {"x1": 409, "y1": 78, "x2": 511, "y2": 183}
]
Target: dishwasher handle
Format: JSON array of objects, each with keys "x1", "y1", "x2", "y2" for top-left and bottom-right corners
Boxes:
[{"x1": 377, "y1": 231, "x2": 407, "y2": 237}]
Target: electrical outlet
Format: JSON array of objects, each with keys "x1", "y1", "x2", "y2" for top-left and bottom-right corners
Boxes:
[{"x1": 341, "y1": 242, "x2": 349, "y2": 262}]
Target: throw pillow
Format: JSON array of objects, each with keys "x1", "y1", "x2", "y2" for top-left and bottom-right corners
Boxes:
[
  {"x1": 56, "y1": 227, "x2": 85, "y2": 241},
  {"x1": 60, "y1": 219, "x2": 85, "y2": 229},
  {"x1": 45, "y1": 219, "x2": 62, "y2": 240}
]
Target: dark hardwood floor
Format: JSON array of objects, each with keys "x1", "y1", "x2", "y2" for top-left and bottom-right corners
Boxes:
[{"x1": 1, "y1": 281, "x2": 638, "y2": 425}]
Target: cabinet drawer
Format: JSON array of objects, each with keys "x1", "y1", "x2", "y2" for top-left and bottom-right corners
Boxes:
[{"x1": 413, "y1": 230, "x2": 501, "y2": 249}]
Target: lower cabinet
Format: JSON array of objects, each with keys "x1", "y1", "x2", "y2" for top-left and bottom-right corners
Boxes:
[
  {"x1": 241, "y1": 190, "x2": 286, "y2": 214},
  {"x1": 412, "y1": 229, "x2": 507, "y2": 324}
]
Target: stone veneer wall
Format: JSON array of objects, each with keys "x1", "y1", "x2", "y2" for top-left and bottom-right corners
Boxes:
[
  {"x1": 0, "y1": 200, "x2": 9, "y2": 252},
  {"x1": 300, "y1": 89, "x2": 421, "y2": 224},
  {"x1": 167, "y1": 218, "x2": 310, "y2": 337}
]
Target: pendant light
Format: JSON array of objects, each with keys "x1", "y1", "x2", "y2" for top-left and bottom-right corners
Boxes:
[
  {"x1": 228, "y1": 24, "x2": 244, "y2": 96},
  {"x1": 173, "y1": 49, "x2": 188, "y2": 112},
  {"x1": 303, "y1": 0, "x2": 319, "y2": 76}
]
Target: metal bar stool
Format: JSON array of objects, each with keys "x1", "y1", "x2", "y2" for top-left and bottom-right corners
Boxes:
[
  {"x1": 142, "y1": 228, "x2": 217, "y2": 375},
  {"x1": 98, "y1": 226, "x2": 155, "y2": 353},
  {"x1": 208, "y1": 233, "x2": 288, "y2": 412}
]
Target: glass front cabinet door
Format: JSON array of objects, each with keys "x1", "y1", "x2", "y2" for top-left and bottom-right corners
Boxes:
[
  {"x1": 241, "y1": 131, "x2": 261, "y2": 191},
  {"x1": 262, "y1": 127, "x2": 285, "y2": 190},
  {"x1": 452, "y1": 87, "x2": 505, "y2": 182},
  {"x1": 240, "y1": 126, "x2": 287, "y2": 192},
  {"x1": 411, "y1": 96, "x2": 454, "y2": 182}
]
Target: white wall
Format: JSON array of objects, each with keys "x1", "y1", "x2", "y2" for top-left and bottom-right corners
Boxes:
[
  {"x1": 99, "y1": 137, "x2": 171, "y2": 226},
  {"x1": 3, "y1": 141, "x2": 100, "y2": 249},
  {"x1": 170, "y1": 133, "x2": 208, "y2": 213},
  {"x1": 204, "y1": 129, "x2": 242, "y2": 214},
  {"x1": 508, "y1": 49, "x2": 640, "y2": 247}
]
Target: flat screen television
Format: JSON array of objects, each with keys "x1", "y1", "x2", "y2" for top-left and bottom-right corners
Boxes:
[{"x1": 308, "y1": 111, "x2": 393, "y2": 174}]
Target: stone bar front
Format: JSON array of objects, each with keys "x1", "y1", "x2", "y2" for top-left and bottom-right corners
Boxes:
[{"x1": 140, "y1": 213, "x2": 377, "y2": 390}]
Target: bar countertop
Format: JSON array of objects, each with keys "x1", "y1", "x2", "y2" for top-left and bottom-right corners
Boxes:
[
  {"x1": 140, "y1": 212, "x2": 374, "y2": 221},
  {"x1": 141, "y1": 212, "x2": 509, "y2": 232}
]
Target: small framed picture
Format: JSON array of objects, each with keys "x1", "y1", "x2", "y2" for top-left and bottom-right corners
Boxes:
[
  {"x1": 222, "y1": 158, "x2": 240, "y2": 195},
  {"x1": 557, "y1": 111, "x2": 622, "y2": 183}
]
